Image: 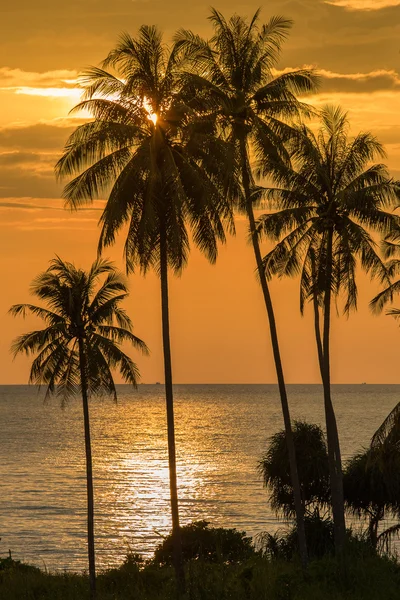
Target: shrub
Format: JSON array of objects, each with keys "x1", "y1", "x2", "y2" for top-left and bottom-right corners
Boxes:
[{"x1": 153, "y1": 520, "x2": 256, "y2": 566}]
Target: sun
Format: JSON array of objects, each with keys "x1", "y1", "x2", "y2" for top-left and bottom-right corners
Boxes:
[
  {"x1": 143, "y1": 98, "x2": 158, "y2": 125},
  {"x1": 148, "y1": 112, "x2": 158, "y2": 126}
]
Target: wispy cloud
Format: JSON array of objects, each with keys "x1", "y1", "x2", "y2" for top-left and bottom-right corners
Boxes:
[
  {"x1": 0, "y1": 67, "x2": 82, "y2": 100},
  {"x1": 319, "y1": 68, "x2": 400, "y2": 83},
  {"x1": 0, "y1": 198, "x2": 104, "y2": 212},
  {"x1": 12, "y1": 87, "x2": 81, "y2": 99},
  {"x1": 0, "y1": 120, "x2": 85, "y2": 151},
  {"x1": 325, "y1": 0, "x2": 400, "y2": 10},
  {"x1": 0, "y1": 67, "x2": 79, "y2": 89}
]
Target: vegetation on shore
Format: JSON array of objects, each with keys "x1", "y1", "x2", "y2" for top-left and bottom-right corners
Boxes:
[{"x1": 2, "y1": 542, "x2": 400, "y2": 600}]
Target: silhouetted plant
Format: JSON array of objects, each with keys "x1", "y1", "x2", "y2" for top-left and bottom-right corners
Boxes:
[
  {"x1": 55, "y1": 25, "x2": 232, "y2": 591},
  {"x1": 371, "y1": 269, "x2": 400, "y2": 446},
  {"x1": 258, "y1": 512, "x2": 335, "y2": 561},
  {"x1": 175, "y1": 7, "x2": 319, "y2": 568},
  {"x1": 344, "y1": 446, "x2": 400, "y2": 550},
  {"x1": 257, "y1": 106, "x2": 400, "y2": 552},
  {"x1": 259, "y1": 421, "x2": 330, "y2": 519},
  {"x1": 9, "y1": 257, "x2": 148, "y2": 599},
  {"x1": 153, "y1": 521, "x2": 255, "y2": 566}
]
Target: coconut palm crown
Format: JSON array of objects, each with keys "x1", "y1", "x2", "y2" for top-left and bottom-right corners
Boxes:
[
  {"x1": 174, "y1": 8, "x2": 318, "y2": 208},
  {"x1": 10, "y1": 257, "x2": 148, "y2": 397},
  {"x1": 258, "y1": 106, "x2": 400, "y2": 316},
  {"x1": 55, "y1": 25, "x2": 232, "y2": 274}
]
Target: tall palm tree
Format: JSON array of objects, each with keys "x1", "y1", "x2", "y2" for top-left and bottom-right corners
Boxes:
[
  {"x1": 257, "y1": 106, "x2": 400, "y2": 551},
  {"x1": 173, "y1": 8, "x2": 318, "y2": 566},
  {"x1": 55, "y1": 26, "x2": 231, "y2": 589},
  {"x1": 9, "y1": 257, "x2": 148, "y2": 599}
]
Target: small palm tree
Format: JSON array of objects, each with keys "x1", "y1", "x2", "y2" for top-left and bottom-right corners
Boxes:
[
  {"x1": 257, "y1": 105, "x2": 400, "y2": 551},
  {"x1": 174, "y1": 8, "x2": 318, "y2": 566},
  {"x1": 9, "y1": 256, "x2": 148, "y2": 599},
  {"x1": 370, "y1": 242, "x2": 400, "y2": 442},
  {"x1": 259, "y1": 421, "x2": 330, "y2": 519},
  {"x1": 55, "y1": 26, "x2": 231, "y2": 589},
  {"x1": 344, "y1": 447, "x2": 400, "y2": 550}
]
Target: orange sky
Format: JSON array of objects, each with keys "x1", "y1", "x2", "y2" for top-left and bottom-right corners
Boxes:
[{"x1": 1, "y1": 1, "x2": 400, "y2": 384}]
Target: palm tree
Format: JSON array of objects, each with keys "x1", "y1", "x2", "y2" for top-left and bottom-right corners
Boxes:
[
  {"x1": 257, "y1": 105, "x2": 400, "y2": 551},
  {"x1": 344, "y1": 447, "x2": 400, "y2": 550},
  {"x1": 370, "y1": 241, "x2": 400, "y2": 442},
  {"x1": 173, "y1": 8, "x2": 318, "y2": 566},
  {"x1": 9, "y1": 257, "x2": 148, "y2": 599},
  {"x1": 55, "y1": 26, "x2": 231, "y2": 590},
  {"x1": 259, "y1": 421, "x2": 330, "y2": 519}
]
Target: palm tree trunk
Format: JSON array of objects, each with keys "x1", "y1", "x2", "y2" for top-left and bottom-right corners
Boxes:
[
  {"x1": 159, "y1": 226, "x2": 185, "y2": 594},
  {"x1": 78, "y1": 337, "x2": 96, "y2": 600},
  {"x1": 313, "y1": 297, "x2": 324, "y2": 374},
  {"x1": 321, "y1": 228, "x2": 346, "y2": 552},
  {"x1": 311, "y1": 252, "x2": 324, "y2": 372},
  {"x1": 239, "y1": 140, "x2": 308, "y2": 568}
]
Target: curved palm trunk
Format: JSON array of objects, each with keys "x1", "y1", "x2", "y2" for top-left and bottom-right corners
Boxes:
[
  {"x1": 239, "y1": 140, "x2": 308, "y2": 568},
  {"x1": 78, "y1": 337, "x2": 96, "y2": 600},
  {"x1": 321, "y1": 229, "x2": 346, "y2": 552},
  {"x1": 159, "y1": 227, "x2": 185, "y2": 594}
]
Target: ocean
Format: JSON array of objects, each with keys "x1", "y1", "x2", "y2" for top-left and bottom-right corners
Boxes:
[{"x1": 1, "y1": 384, "x2": 398, "y2": 571}]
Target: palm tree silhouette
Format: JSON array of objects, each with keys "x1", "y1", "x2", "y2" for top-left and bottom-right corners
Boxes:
[
  {"x1": 9, "y1": 257, "x2": 148, "y2": 599},
  {"x1": 369, "y1": 240, "x2": 400, "y2": 447},
  {"x1": 55, "y1": 26, "x2": 231, "y2": 589},
  {"x1": 344, "y1": 447, "x2": 400, "y2": 549},
  {"x1": 174, "y1": 8, "x2": 318, "y2": 566},
  {"x1": 257, "y1": 105, "x2": 400, "y2": 551},
  {"x1": 259, "y1": 421, "x2": 330, "y2": 519}
]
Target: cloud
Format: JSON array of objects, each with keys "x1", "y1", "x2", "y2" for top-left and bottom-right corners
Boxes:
[
  {"x1": 0, "y1": 148, "x2": 64, "y2": 198},
  {"x1": 0, "y1": 151, "x2": 44, "y2": 166},
  {"x1": 325, "y1": 0, "x2": 400, "y2": 10},
  {"x1": 0, "y1": 201, "x2": 59, "y2": 210},
  {"x1": 0, "y1": 120, "x2": 85, "y2": 151},
  {"x1": 0, "y1": 67, "x2": 79, "y2": 89},
  {"x1": 0, "y1": 67, "x2": 82, "y2": 100},
  {"x1": 0, "y1": 198, "x2": 104, "y2": 211},
  {"x1": 12, "y1": 87, "x2": 82, "y2": 99},
  {"x1": 0, "y1": 200, "x2": 102, "y2": 231},
  {"x1": 276, "y1": 66, "x2": 400, "y2": 94},
  {"x1": 318, "y1": 68, "x2": 400, "y2": 93}
]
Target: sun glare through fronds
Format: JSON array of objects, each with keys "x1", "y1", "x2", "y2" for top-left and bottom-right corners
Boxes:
[
  {"x1": 148, "y1": 112, "x2": 158, "y2": 126},
  {"x1": 143, "y1": 98, "x2": 158, "y2": 126}
]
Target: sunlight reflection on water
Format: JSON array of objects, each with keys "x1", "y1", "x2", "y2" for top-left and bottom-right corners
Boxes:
[{"x1": 1, "y1": 384, "x2": 399, "y2": 571}]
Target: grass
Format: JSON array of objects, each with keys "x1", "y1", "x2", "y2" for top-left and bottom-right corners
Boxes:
[{"x1": 2, "y1": 551, "x2": 400, "y2": 599}]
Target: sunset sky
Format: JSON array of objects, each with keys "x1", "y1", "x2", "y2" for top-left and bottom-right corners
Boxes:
[{"x1": 1, "y1": 0, "x2": 400, "y2": 384}]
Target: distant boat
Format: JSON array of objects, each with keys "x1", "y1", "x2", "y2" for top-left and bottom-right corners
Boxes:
[{"x1": 155, "y1": 381, "x2": 161, "y2": 385}]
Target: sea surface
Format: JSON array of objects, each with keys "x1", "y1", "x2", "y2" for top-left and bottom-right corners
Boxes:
[{"x1": 1, "y1": 384, "x2": 399, "y2": 572}]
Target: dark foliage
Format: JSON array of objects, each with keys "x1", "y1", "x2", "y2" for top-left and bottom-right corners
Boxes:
[
  {"x1": 152, "y1": 521, "x2": 256, "y2": 566},
  {"x1": 344, "y1": 446, "x2": 400, "y2": 549},
  {"x1": 258, "y1": 511, "x2": 335, "y2": 561},
  {"x1": 259, "y1": 421, "x2": 330, "y2": 518}
]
